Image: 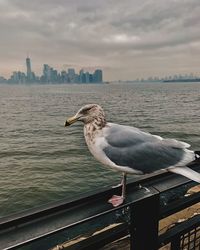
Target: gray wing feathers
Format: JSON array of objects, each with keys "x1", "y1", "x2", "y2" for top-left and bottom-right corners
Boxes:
[
  {"x1": 103, "y1": 124, "x2": 189, "y2": 174},
  {"x1": 105, "y1": 123, "x2": 190, "y2": 149},
  {"x1": 105, "y1": 124, "x2": 158, "y2": 147}
]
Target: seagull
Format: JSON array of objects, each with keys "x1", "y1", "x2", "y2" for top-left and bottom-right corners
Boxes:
[{"x1": 65, "y1": 104, "x2": 200, "y2": 207}]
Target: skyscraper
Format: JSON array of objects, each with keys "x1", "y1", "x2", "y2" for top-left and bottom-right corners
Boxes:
[
  {"x1": 79, "y1": 69, "x2": 85, "y2": 83},
  {"x1": 68, "y1": 68, "x2": 76, "y2": 83},
  {"x1": 43, "y1": 64, "x2": 51, "y2": 82},
  {"x1": 26, "y1": 57, "x2": 32, "y2": 82},
  {"x1": 93, "y1": 69, "x2": 103, "y2": 83}
]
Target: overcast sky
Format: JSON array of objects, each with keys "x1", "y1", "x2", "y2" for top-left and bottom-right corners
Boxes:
[{"x1": 1, "y1": 0, "x2": 200, "y2": 80}]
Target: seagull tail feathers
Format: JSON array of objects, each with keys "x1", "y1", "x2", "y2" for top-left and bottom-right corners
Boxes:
[{"x1": 168, "y1": 166, "x2": 200, "y2": 183}]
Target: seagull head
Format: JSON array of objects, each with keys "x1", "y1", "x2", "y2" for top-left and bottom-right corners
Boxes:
[{"x1": 65, "y1": 104, "x2": 106, "y2": 126}]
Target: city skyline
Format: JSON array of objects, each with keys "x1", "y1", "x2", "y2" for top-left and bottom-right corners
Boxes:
[
  {"x1": 0, "y1": 0, "x2": 200, "y2": 81},
  {"x1": 1, "y1": 56, "x2": 199, "y2": 84},
  {"x1": 0, "y1": 57, "x2": 103, "y2": 84}
]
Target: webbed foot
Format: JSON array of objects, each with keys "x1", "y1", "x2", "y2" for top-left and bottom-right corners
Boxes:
[{"x1": 108, "y1": 195, "x2": 124, "y2": 207}]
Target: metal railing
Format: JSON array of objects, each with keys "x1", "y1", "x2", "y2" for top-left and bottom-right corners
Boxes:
[{"x1": 0, "y1": 163, "x2": 200, "y2": 250}]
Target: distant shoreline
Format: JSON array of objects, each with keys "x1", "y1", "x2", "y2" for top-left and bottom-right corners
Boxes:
[
  {"x1": 0, "y1": 82, "x2": 105, "y2": 85},
  {"x1": 1, "y1": 80, "x2": 200, "y2": 85},
  {"x1": 163, "y1": 79, "x2": 200, "y2": 83}
]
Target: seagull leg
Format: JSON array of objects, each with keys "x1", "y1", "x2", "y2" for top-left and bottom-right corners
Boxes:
[{"x1": 108, "y1": 173, "x2": 127, "y2": 207}]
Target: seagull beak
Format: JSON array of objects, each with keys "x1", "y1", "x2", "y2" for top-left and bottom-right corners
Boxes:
[{"x1": 65, "y1": 115, "x2": 78, "y2": 126}]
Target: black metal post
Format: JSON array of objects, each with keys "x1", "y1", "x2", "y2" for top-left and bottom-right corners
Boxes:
[
  {"x1": 171, "y1": 236, "x2": 181, "y2": 250},
  {"x1": 129, "y1": 193, "x2": 160, "y2": 250}
]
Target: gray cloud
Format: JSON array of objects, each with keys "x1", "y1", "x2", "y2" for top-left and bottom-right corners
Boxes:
[{"x1": 0, "y1": 0, "x2": 200, "y2": 80}]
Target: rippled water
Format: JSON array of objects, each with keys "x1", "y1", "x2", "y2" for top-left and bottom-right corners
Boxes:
[{"x1": 0, "y1": 82, "x2": 200, "y2": 217}]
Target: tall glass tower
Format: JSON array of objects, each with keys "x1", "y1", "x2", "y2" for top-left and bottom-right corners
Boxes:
[{"x1": 26, "y1": 57, "x2": 32, "y2": 82}]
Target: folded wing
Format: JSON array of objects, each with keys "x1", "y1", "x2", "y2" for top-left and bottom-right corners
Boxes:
[{"x1": 102, "y1": 123, "x2": 194, "y2": 174}]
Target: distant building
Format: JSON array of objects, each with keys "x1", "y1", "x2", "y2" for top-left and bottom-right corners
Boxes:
[
  {"x1": 26, "y1": 57, "x2": 32, "y2": 82},
  {"x1": 93, "y1": 69, "x2": 103, "y2": 83},
  {"x1": 43, "y1": 64, "x2": 51, "y2": 83},
  {"x1": 10, "y1": 71, "x2": 26, "y2": 84},
  {"x1": 0, "y1": 76, "x2": 7, "y2": 83},
  {"x1": 79, "y1": 69, "x2": 85, "y2": 83},
  {"x1": 50, "y1": 68, "x2": 58, "y2": 83},
  {"x1": 85, "y1": 72, "x2": 90, "y2": 83},
  {"x1": 68, "y1": 68, "x2": 76, "y2": 83},
  {"x1": 61, "y1": 70, "x2": 68, "y2": 83},
  {"x1": 79, "y1": 69, "x2": 103, "y2": 83},
  {"x1": 89, "y1": 74, "x2": 93, "y2": 83}
]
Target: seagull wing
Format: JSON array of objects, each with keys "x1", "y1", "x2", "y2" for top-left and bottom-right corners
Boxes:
[{"x1": 101, "y1": 123, "x2": 194, "y2": 174}]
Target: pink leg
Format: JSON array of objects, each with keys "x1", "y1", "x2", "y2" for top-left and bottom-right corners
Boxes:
[{"x1": 108, "y1": 173, "x2": 127, "y2": 207}]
